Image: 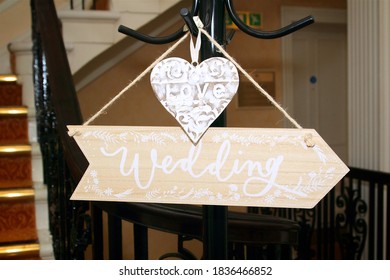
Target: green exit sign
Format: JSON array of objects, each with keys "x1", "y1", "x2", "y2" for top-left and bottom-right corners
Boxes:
[{"x1": 226, "y1": 11, "x2": 262, "y2": 29}]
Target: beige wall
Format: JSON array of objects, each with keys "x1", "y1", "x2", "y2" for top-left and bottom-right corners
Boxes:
[{"x1": 0, "y1": 0, "x2": 69, "y2": 47}]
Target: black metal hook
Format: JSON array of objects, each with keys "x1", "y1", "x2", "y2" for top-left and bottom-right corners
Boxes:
[
  {"x1": 117, "y1": 25, "x2": 185, "y2": 45},
  {"x1": 180, "y1": 8, "x2": 199, "y2": 36},
  {"x1": 225, "y1": 0, "x2": 314, "y2": 39},
  {"x1": 118, "y1": 0, "x2": 199, "y2": 44}
]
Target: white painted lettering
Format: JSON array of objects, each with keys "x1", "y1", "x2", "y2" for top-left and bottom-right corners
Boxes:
[{"x1": 99, "y1": 140, "x2": 305, "y2": 198}]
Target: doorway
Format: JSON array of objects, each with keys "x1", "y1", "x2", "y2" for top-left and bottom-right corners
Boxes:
[{"x1": 282, "y1": 7, "x2": 348, "y2": 161}]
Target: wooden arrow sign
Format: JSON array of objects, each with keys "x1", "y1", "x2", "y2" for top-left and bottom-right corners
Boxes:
[{"x1": 68, "y1": 125, "x2": 349, "y2": 208}]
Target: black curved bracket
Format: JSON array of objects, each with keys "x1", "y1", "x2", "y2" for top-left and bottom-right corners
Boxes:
[
  {"x1": 117, "y1": 0, "x2": 199, "y2": 44},
  {"x1": 118, "y1": 0, "x2": 314, "y2": 44},
  {"x1": 117, "y1": 25, "x2": 186, "y2": 44}
]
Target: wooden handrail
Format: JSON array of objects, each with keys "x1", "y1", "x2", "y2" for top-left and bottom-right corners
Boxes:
[
  {"x1": 96, "y1": 202, "x2": 299, "y2": 244},
  {"x1": 34, "y1": 0, "x2": 88, "y2": 181}
]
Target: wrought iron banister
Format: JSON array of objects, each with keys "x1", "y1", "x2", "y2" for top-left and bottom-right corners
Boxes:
[
  {"x1": 257, "y1": 167, "x2": 390, "y2": 260},
  {"x1": 32, "y1": 0, "x2": 89, "y2": 259},
  {"x1": 70, "y1": 0, "x2": 98, "y2": 10},
  {"x1": 337, "y1": 167, "x2": 390, "y2": 260}
]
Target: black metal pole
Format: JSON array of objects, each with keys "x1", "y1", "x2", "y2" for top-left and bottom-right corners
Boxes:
[{"x1": 199, "y1": 0, "x2": 228, "y2": 260}]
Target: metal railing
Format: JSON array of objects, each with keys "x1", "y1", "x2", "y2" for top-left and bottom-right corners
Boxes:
[
  {"x1": 69, "y1": 0, "x2": 108, "y2": 10},
  {"x1": 254, "y1": 167, "x2": 390, "y2": 259},
  {"x1": 70, "y1": 0, "x2": 95, "y2": 10}
]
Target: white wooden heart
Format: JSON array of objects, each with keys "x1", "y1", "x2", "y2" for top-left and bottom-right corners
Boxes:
[{"x1": 150, "y1": 57, "x2": 239, "y2": 144}]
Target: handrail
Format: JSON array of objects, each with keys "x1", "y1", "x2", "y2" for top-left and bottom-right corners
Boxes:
[
  {"x1": 32, "y1": 0, "x2": 90, "y2": 259},
  {"x1": 93, "y1": 202, "x2": 299, "y2": 259},
  {"x1": 34, "y1": 0, "x2": 88, "y2": 181}
]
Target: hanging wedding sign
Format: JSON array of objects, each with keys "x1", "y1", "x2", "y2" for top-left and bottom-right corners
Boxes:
[
  {"x1": 68, "y1": 125, "x2": 349, "y2": 208},
  {"x1": 69, "y1": 18, "x2": 349, "y2": 208}
]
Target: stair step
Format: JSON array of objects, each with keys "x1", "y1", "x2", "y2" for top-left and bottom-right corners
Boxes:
[
  {"x1": 0, "y1": 188, "x2": 38, "y2": 244},
  {"x1": 0, "y1": 242, "x2": 40, "y2": 260},
  {"x1": 0, "y1": 145, "x2": 32, "y2": 189},
  {"x1": 0, "y1": 107, "x2": 28, "y2": 145},
  {"x1": 0, "y1": 76, "x2": 22, "y2": 106},
  {"x1": 0, "y1": 75, "x2": 17, "y2": 83}
]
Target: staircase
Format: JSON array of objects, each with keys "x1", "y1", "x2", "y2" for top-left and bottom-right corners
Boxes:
[{"x1": 0, "y1": 75, "x2": 40, "y2": 259}]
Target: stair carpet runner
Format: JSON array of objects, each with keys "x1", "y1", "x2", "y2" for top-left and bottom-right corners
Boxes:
[{"x1": 0, "y1": 75, "x2": 40, "y2": 259}]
